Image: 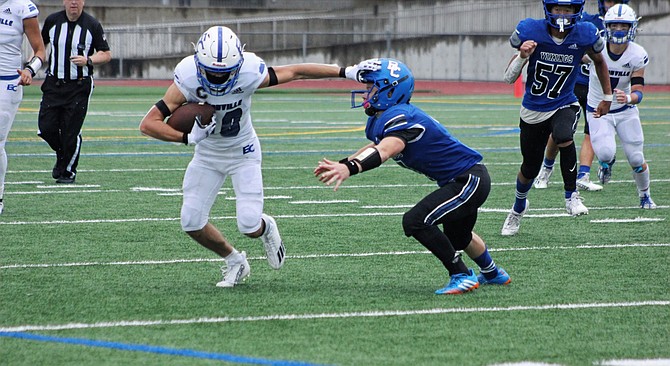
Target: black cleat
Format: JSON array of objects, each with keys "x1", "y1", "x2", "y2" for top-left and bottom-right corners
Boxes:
[{"x1": 56, "y1": 175, "x2": 75, "y2": 184}]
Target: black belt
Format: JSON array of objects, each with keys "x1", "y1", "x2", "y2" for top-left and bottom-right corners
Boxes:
[{"x1": 48, "y1": 75, "x2": 90, "y2": 85}]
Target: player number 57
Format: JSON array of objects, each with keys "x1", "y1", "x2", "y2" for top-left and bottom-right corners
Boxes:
[{"x1": 531, "y1": 61, "x2": 574, "y2": 99}]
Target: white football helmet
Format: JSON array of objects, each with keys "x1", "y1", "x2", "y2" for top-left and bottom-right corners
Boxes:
[
  {"x1": 194, "y1": 26, "x2": 244, "y2": 96},
  {"x1": 604, "y1": 4, "x2": 639, "y2": 44}
]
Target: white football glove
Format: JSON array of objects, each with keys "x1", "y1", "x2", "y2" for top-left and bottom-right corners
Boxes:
[
  {"x1": 186, "y1": 114, "x2": 216, "y2": 145},
  {"x1": 344, "y1": 58, "x2": 382, "y2": 83}
]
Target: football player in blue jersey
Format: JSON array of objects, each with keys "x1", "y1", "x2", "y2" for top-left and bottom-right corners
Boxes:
[
  {"x1": 535, "y1": 0, "x2": 630, "y2": 192},
  {"x1": 501, "y1": 0, "x2": 614, "y2": 236},
  {"x1": 314, "y1": 58, "x2": 511, "y2": 295}
]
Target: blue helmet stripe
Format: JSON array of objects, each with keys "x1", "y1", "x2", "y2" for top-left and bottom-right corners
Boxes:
[
  {"x1": 618, "y1": 4, "x2": 623, "y2": 16},
  {"x1": 217, "y1": 27, "x2": 223, "y2": 62}
]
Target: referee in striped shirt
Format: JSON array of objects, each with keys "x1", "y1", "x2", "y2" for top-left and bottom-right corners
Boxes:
[{"x1": 38, "y1": 0, "x2": 111, "y2": 183}]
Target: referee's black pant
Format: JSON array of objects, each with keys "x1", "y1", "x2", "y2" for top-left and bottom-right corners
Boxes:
[{"x1": 38, "y1": 75, "x2": 93, "y2": 179}]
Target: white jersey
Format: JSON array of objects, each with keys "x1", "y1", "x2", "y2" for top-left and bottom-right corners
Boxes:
[
  {"x1": 173, "y1": 52, "x2": 268, "y2": 151},
  {"x1": 0, "y1": 0, "x2": 38, "y2": 76},
  {"x1": 587, "y1": 42, "x2": 648, "y2": 112}
]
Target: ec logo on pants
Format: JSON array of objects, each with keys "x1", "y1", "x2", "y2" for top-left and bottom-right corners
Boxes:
[
  {"x1": 242, "y1": 144, "x2": 255, "y2": 155},
  {"x1": 6, "y1": 84, "x2": 18, "y2": 92}
]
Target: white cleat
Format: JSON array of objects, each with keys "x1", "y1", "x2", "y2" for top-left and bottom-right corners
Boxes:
[
  {"x1": 0, "y1": 201, "x2": 3, "y2": 215},
  {"x1": 216, "y1": 251, "x2": 250, "y2": 288},
  {"x1": 640, "y1": 195, "x2": 657, "y2": 209},
  {"x1": 533, "y1": 166, "x2": 553, "y2": 189},
  {"x1": 501, "y1": 200, "x2": 528, "y2": 236},
  {"x1": 566, "y1": 191, "x2": 588, "y2": 216},
  {"x1": 261, "y1": 214, "x2": 285, "y2": 270},
  {"x1": 576, "y1": 173, "x2": 603, "y2": 192}
]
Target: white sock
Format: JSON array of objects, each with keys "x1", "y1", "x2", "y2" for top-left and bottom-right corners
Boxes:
[
  {"x1": 224, "y1": 249, "x2": 242, "y2": 264},
  {"x1": 633, "y1": 166, "x2": 651, "y2": 197}
]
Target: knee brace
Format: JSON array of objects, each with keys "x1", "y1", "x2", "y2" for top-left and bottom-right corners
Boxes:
[
  {"x1": 552, "y1": 106, "x2": 579, "y2": 144},
  {"x1": 552, "y1": 127, "x2": 575, "y2": 145}
]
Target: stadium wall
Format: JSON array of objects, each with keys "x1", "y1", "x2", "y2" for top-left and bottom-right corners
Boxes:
[{"x1": 29, "y1": 0, "x2": 670, "y2": 84}]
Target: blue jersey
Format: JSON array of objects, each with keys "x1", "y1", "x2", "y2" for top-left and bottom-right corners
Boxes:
[
  {"x1": 365, "y1": 104, "x2": 482, "y2": 187},
  {"x1": 511, "y1": 18, "x2": 602, "y2": 112},
  {"x1": 576, "y1": 12, "x2": 605, "y2": 86}
]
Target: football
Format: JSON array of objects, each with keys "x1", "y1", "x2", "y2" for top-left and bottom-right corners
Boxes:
[{"x1": 166, "y1": 102, "x2": 216, "y2": 133}]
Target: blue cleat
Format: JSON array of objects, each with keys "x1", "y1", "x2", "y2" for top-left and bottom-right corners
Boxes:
[
  {"x1": 597, "y1": 158, "x2": 615, "y2": 184},
  {"x1": 435, "y1": 269, "x2": 479, "y2": 295},
  {"x1": 477, "y1": 268, "x2": 512, "y2": 285},
  {"x1": 640, "y1": 194, "x2": 657, "y2": 209}
]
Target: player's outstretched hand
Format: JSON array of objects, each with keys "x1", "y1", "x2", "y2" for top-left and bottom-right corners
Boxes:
[
  {"x1": 314, "y1": 158, "x2": 350, "y2": 191},
  {"x1": 345, "y1": 59, "x2": 382, "y2": 82},
  {"x1": 187, "y1": 115, "x2": 216, "y2": 145}
]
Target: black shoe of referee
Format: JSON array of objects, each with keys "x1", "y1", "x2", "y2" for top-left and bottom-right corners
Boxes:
[{"x1": 56, "y1": 173, "x2": 75, "y2": 184}]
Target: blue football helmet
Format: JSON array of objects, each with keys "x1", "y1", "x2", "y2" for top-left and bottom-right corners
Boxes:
[
  {"x1": 604, "y1": 4, "x2": 638, "y2": 44},
  {"x1": 351, "y1": 58, "x2": 414, "y2": 116},
  {"x1": 598, "y1": 0, "x2": 630, "y2": 17},
  {"x1": 194, "y1": 26, "x2": 244, "y2": 96},
  {"x1": 543, "y1": 0, "x2": 585, "y2": 32}
]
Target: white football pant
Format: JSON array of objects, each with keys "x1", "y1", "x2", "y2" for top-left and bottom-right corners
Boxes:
[
  {"x1": 181, "y1": 136, "x2": 264, "y2": 234},
  {"x1": 0, "y1": 79, "x2": 23, "y2": 199},
  {"x1": 587, "y1": 107, "x2": 645, "y2": 168}
]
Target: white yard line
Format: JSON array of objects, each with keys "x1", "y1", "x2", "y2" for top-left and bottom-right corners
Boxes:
[
  {"x1": 2, "y1": 244, "x2": 668, "y2": 270},
  {"x1": 0, "y1": 206, "x2": 665, "y2": 225},
  {"x1": 1, "y1": 301, "x2": 667, "y2": 333}
]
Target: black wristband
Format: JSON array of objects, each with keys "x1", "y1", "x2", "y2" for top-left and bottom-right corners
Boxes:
[
  {"x1": 343, "y1": 160, "x2": 360, "y2": 176},
  {"x1": 182, "y1": 132, "x2": 189, "y2": 145},
  {"x1": 338, "y1": 157, "x2": 349, "y2": 164},
  {"x1": 357, "y1": 148, "x2": 382, "y2": 172},
  {"x1": 339, "y1": 67, "x2": 346, "y2": 78},
  {"x1": 86, "y1": 57, "x2": 94, "y2": 67}
]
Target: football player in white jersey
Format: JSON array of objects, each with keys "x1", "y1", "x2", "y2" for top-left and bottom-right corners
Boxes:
[
  {"x1": 0, "y1": 0, "x2": 45, "y2": 215},
  {"x1": 585, "y1": 4, "x2": 656, "y2": 209},
  {"x1": 140, "y1": 26, "x2": 375, "y2": 287}
]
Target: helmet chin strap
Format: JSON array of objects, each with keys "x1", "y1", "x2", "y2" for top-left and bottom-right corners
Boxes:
[{"x1": 364, "y1": 106, "x2": 378, "y2": 116}]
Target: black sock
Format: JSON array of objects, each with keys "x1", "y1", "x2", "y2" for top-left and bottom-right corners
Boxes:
[
  {"x1": 559, "y1": 142, "x2": 577, "y2": 192},
  {"x1": 411, "y1": 226, "x2": 468, "y2": 275}
]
